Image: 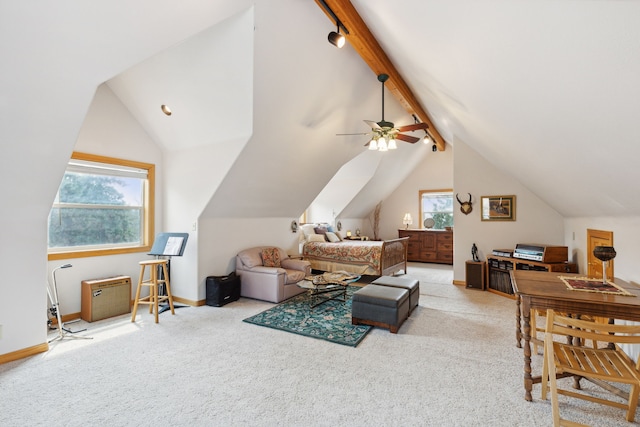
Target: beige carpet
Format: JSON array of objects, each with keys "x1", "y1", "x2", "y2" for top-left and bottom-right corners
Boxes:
[{"x1": 0, "y1": 263, "x2": 632, "y2": 426}]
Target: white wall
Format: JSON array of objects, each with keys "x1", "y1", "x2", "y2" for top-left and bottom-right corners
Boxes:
[
  {"x1": 564, "y1": 216, "x2": 640, "y2": 284},
  {"x1": 377, "y1": 144, "x2": 454, "y2": 240},
  {"x1": 375, "y1": 137, "x2": 568, "y2": 285},
  {"x1": 0, "y1": 0, "x2": 256, "y2": 358},
  {"x1": 46, "y1": 84, "x2": 165, "y2": 318},
  {"x1": 453, "y1": 138, "x2": 565, "y2": 282},
  {"x1": 197, "y1": 217, "x2": 305, "y2": 298}
]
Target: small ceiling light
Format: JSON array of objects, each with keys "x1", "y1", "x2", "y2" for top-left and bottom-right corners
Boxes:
[
  {"x1": 161, "y1": 105, "x2": 172, "y2": 116},
  {"x1": 368, "y1": 139, "x2": 378, "y2": 150},
  {"x1": 378, "y1": 137, "x2": 388, "y2": 152},
  {"x1": 328, "y1": 22, "x2": 345, "y2": 48},
  {"x1": 423, "y1": 132, "x2": 432, "y2": 144},
  {"x1": 388, "y1": 138, "x2": 397, "y2": 150}
]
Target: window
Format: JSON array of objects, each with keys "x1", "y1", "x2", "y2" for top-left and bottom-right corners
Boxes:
[
  {"x1": 48, "y1": 152, "x2": 154, "y2": 260},
  {"x1": 419, "y1": 189, "x2": 453, "y2": 229}
]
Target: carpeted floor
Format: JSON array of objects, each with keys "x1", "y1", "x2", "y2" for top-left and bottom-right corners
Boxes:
[{"x1": 0, "y1": 262, "x2": 633, "y2": 426}]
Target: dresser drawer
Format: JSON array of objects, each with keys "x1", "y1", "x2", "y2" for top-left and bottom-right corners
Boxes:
[
  {"x1": 437, "y1": 242, "x2": 453, "y2": 251},
  {"x1": 419, "y1": 251, "x2": 439, "y2": 261},
  {"x1": 436, "y1": 233, "x2": 453, "y2": 243},
  {"x1": 437, "y1": 252, "x2": 453, "y2": 262}
]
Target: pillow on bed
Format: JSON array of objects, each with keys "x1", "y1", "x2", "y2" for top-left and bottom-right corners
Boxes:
[
  {"x1": 334, "y1": 231, "x2": 344, "y2": 241},
  {"x1": 300, "y1": 224, "x2": 317, "y2": 238},
  {"x1": 314, "y1": 226, "x2": 328, "y2": 236},
  {"x1": 325, "y1": 231, "x2": 340, "y2": 243},
  {"x1": 307, "y1": 234, "x2": 326, "y2": 242},
  {"x1": 261, "y1": 247, "x2": 281, "y2": 267}
]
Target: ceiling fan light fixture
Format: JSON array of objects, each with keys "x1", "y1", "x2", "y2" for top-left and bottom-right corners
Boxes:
[
  {"x1": 368, "y1": 139, "x2": 378, "y2": 150},
  {"x1": 388, "y1": 138, "x2": 397, "y2": 150},
  {"x1": 378, "y1": 138, "x2": 388, "y2": 151}
]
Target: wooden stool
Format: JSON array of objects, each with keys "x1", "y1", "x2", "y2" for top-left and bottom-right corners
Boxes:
[{"x1": 131, "y1": 259, "x2": 175, "y2": 323}]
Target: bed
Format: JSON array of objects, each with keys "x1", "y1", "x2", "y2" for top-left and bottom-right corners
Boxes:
[{"x1": 302, "y1": 237, "x2": 409, "y2": 276}]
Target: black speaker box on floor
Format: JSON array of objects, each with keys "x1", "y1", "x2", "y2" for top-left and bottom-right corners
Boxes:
[
  {"x1": 206, "y1": 272, "x2": 241, "y2": 307},
  {"x1": 465, "y1": 261, "x2": 486, "y2": 290}
]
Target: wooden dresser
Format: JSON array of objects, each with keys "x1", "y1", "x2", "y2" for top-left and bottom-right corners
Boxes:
[{"x1": 398, "y1": 229, "x2": 453, "y2": 265}]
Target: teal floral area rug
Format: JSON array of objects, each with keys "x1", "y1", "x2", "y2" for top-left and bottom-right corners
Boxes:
[{"x1": 243, "y1": 286, "x2": 371, "y2": 347}]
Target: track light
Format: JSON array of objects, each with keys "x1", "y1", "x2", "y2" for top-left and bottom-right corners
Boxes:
[
  {"x1": 432, "y1": 144, "x2": 438, "y2": 152},
  {"x1": 423, "y1": 132, "x2": 432, "y2": 144},
  {"x1": 328, "y1": 23, "x2": 345, "y2": 48},
  {"x1": 318, "y1": 1, "x2": 349, "y2": 48}
]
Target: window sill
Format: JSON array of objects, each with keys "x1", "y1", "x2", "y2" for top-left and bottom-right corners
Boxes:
[{"x1": 48, "y1": 245, "x2": 152, "y2": 260}]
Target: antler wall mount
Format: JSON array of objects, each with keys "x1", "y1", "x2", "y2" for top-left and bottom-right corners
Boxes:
[{"x1": 456, "y1": 193, "x2": 473, "y2": 215}]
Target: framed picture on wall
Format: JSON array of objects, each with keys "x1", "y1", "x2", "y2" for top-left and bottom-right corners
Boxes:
[{"x1": 481, "y1": 195, "x2": 516, "y2": 221}]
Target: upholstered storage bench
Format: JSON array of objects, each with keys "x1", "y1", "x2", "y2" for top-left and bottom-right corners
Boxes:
[
  {"x1": 371, "y1": 276, "x2": 419, "y2": 315},
  {"x1": 351, "y1": 284, "x2": 409, "y2": 333}
]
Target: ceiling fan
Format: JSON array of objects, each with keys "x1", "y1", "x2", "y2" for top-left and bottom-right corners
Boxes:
[{"x1": 338, "y1": 73, "x2": 429, "y2": 151}]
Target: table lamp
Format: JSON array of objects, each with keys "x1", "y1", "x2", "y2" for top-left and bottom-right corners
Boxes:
[
  {"x1": 593, "y1": 246, "x2": 616, "y2": 284},
  {"x1": 403, "y1": 213, "x2": 413, "y2": 229}
]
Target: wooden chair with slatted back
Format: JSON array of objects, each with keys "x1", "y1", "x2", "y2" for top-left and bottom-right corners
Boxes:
[
  {"x1": 541, "y1": 309, "x2": 640, "y2": 426},
  {"x1": 531, "y1": 310, "x2": 608, "y2": 355}
]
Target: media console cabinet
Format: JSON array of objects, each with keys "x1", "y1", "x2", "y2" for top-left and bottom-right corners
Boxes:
[{"x1": 487, "y1": 255, "x2": 577, "y2": 298}]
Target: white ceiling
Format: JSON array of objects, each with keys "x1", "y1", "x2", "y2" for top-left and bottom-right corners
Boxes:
[
  {"x1": 24, "y1": 0, "x2": 639, "y2": 219},
  {"x1": 353, "y1": 0, "x2": 640, "y2": 217}
]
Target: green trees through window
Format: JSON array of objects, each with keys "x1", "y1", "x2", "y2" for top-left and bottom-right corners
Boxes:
[
  {"x1": 420, "y1": 189, "x2": 454, "y2": 229},
  {"x1": 49, "y1": 174, "x2": 142, "y2": 248},
  {"x1": 48, "y1": 152, "x2": 154, "y2": 259}
]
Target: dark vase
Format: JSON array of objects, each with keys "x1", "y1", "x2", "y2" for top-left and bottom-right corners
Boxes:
[
  {"x1": 593, "y1": 246, "x2": 616, "y2": 283},
  {"x1": 593, "y1": 246, "x2": 616, "y2": 262}
]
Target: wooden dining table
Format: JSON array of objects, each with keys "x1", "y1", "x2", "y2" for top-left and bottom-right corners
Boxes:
[{"x1": 511, "y1": 270, "x2": 640, "y2": 402}]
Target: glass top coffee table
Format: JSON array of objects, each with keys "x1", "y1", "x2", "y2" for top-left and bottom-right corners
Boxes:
[{"x1": 297, "y1": 271, "x2": 361, "y2": 309}]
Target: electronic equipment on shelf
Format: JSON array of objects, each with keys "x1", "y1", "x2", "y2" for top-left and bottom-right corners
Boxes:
[
  {"x1": 492, "y1": 248, "x2": 514, "y2": 257},
  {"x1": 512, "y1": 244, "x2": 568, "y2": 263}
]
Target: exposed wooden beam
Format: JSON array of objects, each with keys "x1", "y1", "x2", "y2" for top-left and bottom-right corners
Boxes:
[{"x1": 315, "y1": 0, "x2": 446, "y2": 151}]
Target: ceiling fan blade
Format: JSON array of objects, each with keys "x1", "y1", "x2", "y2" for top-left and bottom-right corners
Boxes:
[
  {"x1": 396, "y1": 133, "x2": 420, "y2": 144},
  {"x1": 337, "y1": 132, "x2": 371, "y2": 136},
  {"x1": 396, "y1": 123, "x2": 428, "y2": 132},
  {"x1": 364, "y1": 120, "x2": 382, "y2": 130}
]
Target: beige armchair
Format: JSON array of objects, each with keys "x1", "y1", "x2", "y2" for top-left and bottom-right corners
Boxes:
[{"x1": 235, "y1": 246, "x2": 311, "y2": 303}]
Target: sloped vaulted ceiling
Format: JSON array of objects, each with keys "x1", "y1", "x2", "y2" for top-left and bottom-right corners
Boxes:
[
  {"x1": 201, "y1": 0, "x2": 424, "y2": 219},
  {"x1": 351, "y1": 0, "x2": 640, "y2": 217},
  {"x1": 99, "y1": 0, "x2": 640, "y2": 219}
]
